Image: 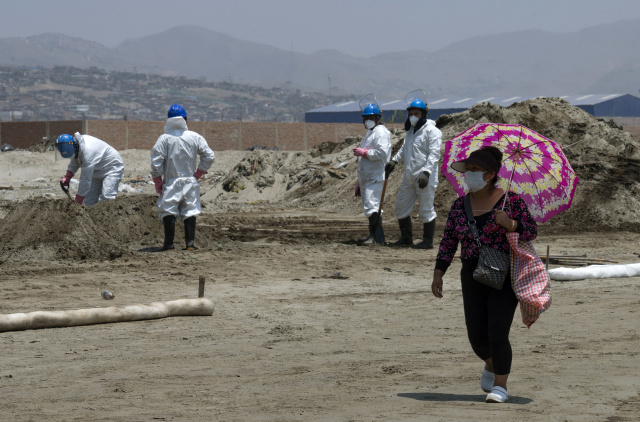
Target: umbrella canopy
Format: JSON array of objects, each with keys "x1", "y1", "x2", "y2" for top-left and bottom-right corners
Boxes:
[{"x1": 442, "y1": 123, "x2": 579, "y2": 223}]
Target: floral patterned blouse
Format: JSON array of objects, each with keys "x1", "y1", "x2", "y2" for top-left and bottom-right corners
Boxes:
[{"x1": 435, "y1": 192, "x2": 537, "y2": 274}]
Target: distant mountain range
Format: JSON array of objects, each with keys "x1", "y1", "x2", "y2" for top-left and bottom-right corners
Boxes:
[{"x1": 1, "y1": 19, "x2": 639, "y2": 99}]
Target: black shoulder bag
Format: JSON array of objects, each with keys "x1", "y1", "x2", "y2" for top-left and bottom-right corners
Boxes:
[{"x1": 463, "y1": 194, "x2": 510, "y2": 290}]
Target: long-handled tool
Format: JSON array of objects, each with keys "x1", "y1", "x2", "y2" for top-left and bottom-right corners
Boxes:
[
  {"x1": 60, "y1": 181, "x2": 73, "y2": 201},
  {"x1": 372, "y1": 177, "x2": 388, "y2": 244}
]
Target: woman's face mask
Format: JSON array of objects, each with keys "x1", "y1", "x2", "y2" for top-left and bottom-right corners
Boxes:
[
  {"x1": 464, "y1": 171, "x2": 487, "y2": 192},
  {"x1": 409, "y1": 115, "x2": 420, "y2": 126},
  {"x1": 364, "y1": 119, "x2": 376, "y2": 130}
]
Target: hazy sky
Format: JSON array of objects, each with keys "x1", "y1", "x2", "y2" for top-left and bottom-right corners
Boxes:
[{"x1": 2, "y1": 0, "x2": 640, "y2": 57}]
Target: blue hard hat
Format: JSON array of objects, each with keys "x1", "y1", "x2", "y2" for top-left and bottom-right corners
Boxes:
[
  {"x1": 56, "y1": 134, "x2": 75, "y2": 158},
  {"x1": 407, "y1": 99, "x2": 428, "y2": 111},
  {"x1": 168, "y1": 104, "x2": 187, "y2": 119},
  {"x1": 362, "y1": 103, "x2": 381, "y2": 116}
]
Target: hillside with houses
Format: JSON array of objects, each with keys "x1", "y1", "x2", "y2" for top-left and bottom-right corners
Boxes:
[{"x1": 0, "y1": 65, "x2": 350, "y2": 122}]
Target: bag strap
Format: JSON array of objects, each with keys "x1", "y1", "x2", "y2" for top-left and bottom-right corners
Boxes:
[{"x1": 463, "y1": 194, "x2": 481, "y2": 246}]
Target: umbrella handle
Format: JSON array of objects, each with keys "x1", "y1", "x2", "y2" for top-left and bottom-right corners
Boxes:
[{"x1": 501, "y1": 189, "x2": 510, "y2": 214}]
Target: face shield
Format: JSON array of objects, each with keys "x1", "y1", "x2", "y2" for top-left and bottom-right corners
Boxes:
[
  {"x1": 404, "y1": 89, "x2": 429, "y2": 124},
  {"x1": 56, "y1": 142, "x2": 75, "y2": 159},
  {"x1": 359, "y1": 93, "x2": 381, "y2": 115},
  {"x1": 404, "y1": 89, "x2": 427, "y2": 108},
  {"x1": 54, "y1": 134, "x2": 78, "y2": 161},
  {"x1": 359, "y1": 93, "x2": 378, "y2": 112}
]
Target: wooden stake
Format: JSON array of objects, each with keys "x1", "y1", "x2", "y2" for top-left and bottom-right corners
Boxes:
[
  {"x1": 547, "y1": 256, "x2": 617, "y2": 263},
  {"x1": 198, "y1": 275, "x2": 205, "y2": 298},
  {"x1": 546, "y1": 245, "x2": 550, "y2": 271}
]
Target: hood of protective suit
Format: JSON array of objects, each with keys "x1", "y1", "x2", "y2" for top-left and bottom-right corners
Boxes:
[
  {"x1": 165, "y1": 116, "x2": 188, "y2": 136},
  {"x1": 73, "y1": 132, "x2": 85, "y2": 158}
]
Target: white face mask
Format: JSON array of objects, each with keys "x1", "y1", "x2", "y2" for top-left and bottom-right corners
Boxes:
[
  {"x1": 409, "y1": 115, "x2": 420, "y2": 126},
  {"x1": 364, "y1": 119, "x2": 376, "y2": 130},
  {"x1": 464, "y1": 171, "x2": 487, "y2": 192}
]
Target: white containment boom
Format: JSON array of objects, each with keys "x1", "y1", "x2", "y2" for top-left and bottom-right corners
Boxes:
[
  {"x1": 548, "y1": 263, "x2": 640, "y2": 281},
  {"x1": 0, "y1": 298, "x2": 214, "y2": 333}
]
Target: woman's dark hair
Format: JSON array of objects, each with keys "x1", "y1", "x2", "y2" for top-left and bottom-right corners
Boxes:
[{"x1": 480, "y1": 146, "x2": 502, "y2": 186}]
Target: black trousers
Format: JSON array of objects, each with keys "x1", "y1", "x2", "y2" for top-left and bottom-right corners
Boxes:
[{"x1": 460, "y1": 260, "x2": 518, "y2": 375}]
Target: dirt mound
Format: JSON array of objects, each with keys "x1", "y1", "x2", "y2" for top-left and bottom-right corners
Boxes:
[
  {"x1": 436, "y1": 97, "x2": 640, "y2": 161},
  {"x1": 0, "y1": 195, "x2": 168, "y2": 263},
  {"x1": 0, "y1": 197, "x2": 123, "y2": 263},
  {"x1": 86, "y1": 194, "x2": 161, "y2": 243}
]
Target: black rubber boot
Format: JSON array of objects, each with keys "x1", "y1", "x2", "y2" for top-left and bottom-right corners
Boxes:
[
  {"x1": 358, "y1": 219, "x2": 375, "y2": 244},
  {"x1": 390, "y1": 216, "x2": 413, "y2": 247},
  {"x1": 184, "y1": 216, "x2": 197, "y2": 250},
  {"x1": 161, "y1": 215, "x2": 176, "y2": 251},
  {"x1": 361, "y1": 212, "x2": 383, "y2": 245},
  {"x1": 414, "y1": 218, "x2": 436, "y2": 249}
]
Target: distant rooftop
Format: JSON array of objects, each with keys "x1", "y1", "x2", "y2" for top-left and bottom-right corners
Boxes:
[
  {"x1": 306, "y1": 94, "x2": 640, "y2": 122},
  {"x1": 308, "y1": 94, "x2": 631, "y2": 113}
]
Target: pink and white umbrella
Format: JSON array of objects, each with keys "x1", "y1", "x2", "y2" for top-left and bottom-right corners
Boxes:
[{"x1": 442, "y1": 123, "x2": 579, "y2": 223}]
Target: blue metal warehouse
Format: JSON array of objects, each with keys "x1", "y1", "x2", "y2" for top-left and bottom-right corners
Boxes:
[{"x1": 305, "y1": 94, "x2": 640, "y2": 123}]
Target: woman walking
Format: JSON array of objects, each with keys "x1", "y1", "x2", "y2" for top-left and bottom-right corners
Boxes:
[{"x1": 431, "y1": 145, "x2": 537, "y2": 403}]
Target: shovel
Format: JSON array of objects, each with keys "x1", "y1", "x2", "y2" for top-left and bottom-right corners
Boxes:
[
  {"x1": 60, "y1": 181, "x2": 73, "y2": 202},
  {"x1": 372, "y1": 177, "x2": 388, "y2": 244}
]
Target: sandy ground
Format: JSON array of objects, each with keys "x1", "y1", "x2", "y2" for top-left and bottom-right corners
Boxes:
[{"x1": 0, "y1": 149, "x2": 639, "y2": 421}]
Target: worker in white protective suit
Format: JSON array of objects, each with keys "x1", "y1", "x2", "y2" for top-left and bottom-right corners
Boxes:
[
  {"x1": 385, "y1": 98, "x2": 442, "y2": 248},
  {"x1": 353, "y1": 103, "x2": 391, "y2": 245},
  {"x1": 150, "y1": 104, "x2": 215, "y2": 251},
  {"x1": 57, "y1": 133, "x2": 124, "y2": 207}
]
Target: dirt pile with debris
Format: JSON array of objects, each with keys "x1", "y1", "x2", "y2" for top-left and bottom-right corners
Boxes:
[{"x1": 201, "y1": 131, "x2": 407, "y2": 217}]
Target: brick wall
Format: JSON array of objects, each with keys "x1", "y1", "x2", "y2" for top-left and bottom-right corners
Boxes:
[
  {"x1": 50, "y1": 121, "x2": 84, "y2": 141},
  {"x1": 85, "y1": 120, "x2": 129, "y2": 150},
  {"x1": 0, "y1": 120, "x2": 403, "y2": 151},
  {"x1": 0, "y1": 120, "x2": 83, "y2": 149},
  {"x1": 0, "y1": 121, "x2": 47, "y2": 149}
]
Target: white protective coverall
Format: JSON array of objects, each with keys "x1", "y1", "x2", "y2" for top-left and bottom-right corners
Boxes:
[
  {"x1": 150, "y1": 117, "x2": 215, "y2": 221},
  {"x1": 357, "y1": 124, "x2": 392, "y2": 217},
  {"x1": 66, "y1": 133, "x2": 124, "y2": 207},
  {"x1": 392, "y1": 119, "x2": 442, "y2": 222}
]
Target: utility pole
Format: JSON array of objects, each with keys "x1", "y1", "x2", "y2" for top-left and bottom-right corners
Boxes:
[
  {"x1": 328, "y1": 74, "x2": 332, "y2": 98},
  {"x1": 289, "y1": 42, "x2": 294, "y2": 85}
]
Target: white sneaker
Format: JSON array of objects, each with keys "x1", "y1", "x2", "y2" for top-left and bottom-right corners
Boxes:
[
  {"x1": 486, "y1": 386, "x2": 509, "y2": 403},
  {"x1": 481, "y1": 366, "x2": 494, "y2": 393}
]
